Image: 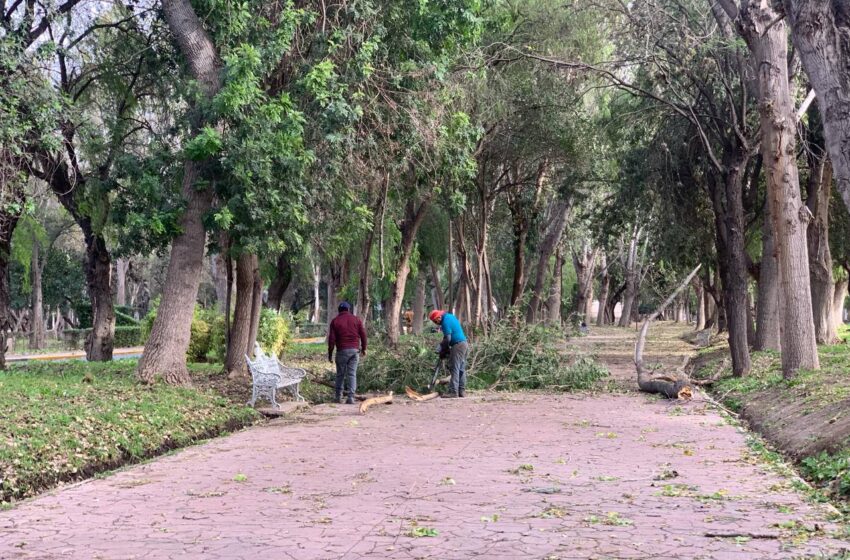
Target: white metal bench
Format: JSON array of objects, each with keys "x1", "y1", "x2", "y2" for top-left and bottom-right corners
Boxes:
[{"x1": 246, "y1": 342, "x2": 306, "y2": 408}]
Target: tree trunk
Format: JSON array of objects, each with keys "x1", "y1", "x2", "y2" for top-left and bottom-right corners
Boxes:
[
  {"x1": 745, "y1": 2, "x2": 819, "y2": 375},
  {"x1": 29, "y1": 232, "x2": 45, "y2": 350},
  {"x1": 247, "y1": 255, "x2": 263, "y2": 354},
  {"x1": 311, "y1": 258, "x2": 321, "y2": 323},
  {"x1": 527, "y1": 199, "x2": 570, "y2": 322},
  {"x1": 573, "y1": 243, "x2": 597, "y2": 321},
  {"x1": 618, "y1": 226, "x2": 642, "y2": 328},
  {"x1": 266, "y1": 252, "x2": 291, "y2": 312},
  {"x1": 412, "y1": 272, "x2": 426, "y2": 335},
  {"x1": 84, "y1": 233, "x2": 115, "y2": 361},
  {"x1": 430, "y1": 260, "x2": 445, "y2": 310},
  {"x1": 832, "y1": 278, "x2": 848, "y2": 332},
  {"x1": 547, "y1": 245, "x2": 564, "y2": 326},
  {"x1": 136, "y1": 0, "x2": 222, "y2": 384},
  {"x1": 711, "y1": 158, "x2": 751, "y2": 375},
  {"x1": 596, "y1": 255, "x2": 609, "y2": 327},
  {"x1": 212, "y1": 252, "x2": 229, "y2": 313},
  {"x1": 783, "y1": 0, "x2": 850, "y2": 217},
  {"x1": 755, "y1": 200, "x2": 782, "y2": 351},
  {"x1": 115, "y1": 257, "x2": 128, "y2": 307},
  {"x1": 693, "y1": 277, "x2": 706, "y2": 331},
  {"x1": 386, "y1": 197, "x2": 432, "y2": 345},
  {"x1": 0, "y1": 196, "x2": 22, "y2": 369},
  {"x1": 226, "y1": 253, "x2": 255, "y2": 377},
  {"x1": 806, "y1": 108, "x2": 836, "y2": 345}
]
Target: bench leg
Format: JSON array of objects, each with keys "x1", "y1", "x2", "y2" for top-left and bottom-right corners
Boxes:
[
  {"x1": 270, "y1": 386, "x2": 280, "y2": 409},
  {"x1": 247, "y1": 385, "x2": 258, "y2": 407}
]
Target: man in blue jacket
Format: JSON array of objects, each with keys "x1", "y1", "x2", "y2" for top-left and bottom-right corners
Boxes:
[{"x1": 429, "y1": 310, "x2": 468, "y2": 398}]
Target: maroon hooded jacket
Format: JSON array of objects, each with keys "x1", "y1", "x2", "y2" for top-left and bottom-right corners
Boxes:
[{"x1": 327, "y1": 310, "x2": 367, "y2": 353}]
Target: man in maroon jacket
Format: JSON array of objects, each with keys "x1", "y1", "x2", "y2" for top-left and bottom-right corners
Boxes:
[{"x1": 328, "y1": 302, "x2": 367, "y2": 404}]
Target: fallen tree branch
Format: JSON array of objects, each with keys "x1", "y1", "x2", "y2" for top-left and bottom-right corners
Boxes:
[
  {"x1": 405, "y1": 386, "x2": 440, "y2": 402},
  {"x1": 703, "y1": 532, "x2": 779, "y2": 539},
  {"x1": 635, "y1": 265, "x2": 702, "y2": 399},
  {"x1": 359, "y1": 391, "x2": 393, "y2": 414}
]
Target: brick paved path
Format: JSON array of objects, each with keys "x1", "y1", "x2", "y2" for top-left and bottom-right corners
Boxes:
[{"x1": 2, "y1": 330, "x2": 849, "y2": 559}]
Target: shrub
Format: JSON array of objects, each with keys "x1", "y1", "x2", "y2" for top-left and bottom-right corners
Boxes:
[
  {"x1": 257, "y1": 308, "x2": 291, "y2": 357},
  {"x1": 114, "y1": 326, "x2": 142, "y2": 347},
  {"x1": 141, "y1": 299, "x2": 222, "y2": 363}
]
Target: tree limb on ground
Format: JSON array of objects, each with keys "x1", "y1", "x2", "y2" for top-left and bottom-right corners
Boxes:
[
  {"x1": 405, "y1": 386, "x2": 439, "y2": 402},
  {"x1": 635, "y1": 265, "x2": 701, "y2": 399},
  {"x1": 359, "y1": 391, "x2": 393, "y2": 414}
]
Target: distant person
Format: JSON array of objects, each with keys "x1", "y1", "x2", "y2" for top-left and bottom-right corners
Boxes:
[
  {"x1": 327, "y1": 302, "x2": 367, "y2": 404},
  {"x1": 428, "y1": 310, "x2": 468, "y2": 398}
]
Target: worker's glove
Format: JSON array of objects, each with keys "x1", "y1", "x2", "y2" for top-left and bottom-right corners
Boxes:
[
  {"x1": 439, "y1": 340, "x2": 450, "y2": 358},
  {"x1": 328, "y1": 352, "x2": 333, "y2": 363}
]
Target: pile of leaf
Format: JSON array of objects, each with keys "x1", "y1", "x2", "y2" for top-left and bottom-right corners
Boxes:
[{"x1": 0, "y1": 360, "x2": 258, "y2": 504}]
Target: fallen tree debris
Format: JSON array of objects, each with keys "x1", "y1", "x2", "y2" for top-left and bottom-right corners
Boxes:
[
  {"x1": 358, "y1": 391, "x2": 394, "y2": 414},
  {"x1": 405, "y1": 386, "x2": 440, "y2": 402},
  {"x1": 635, "y1": 265, "x2": 701, "y2": 399},
  {"x1": 703, "y1": 532, "x2": 779, "y2": 540}
]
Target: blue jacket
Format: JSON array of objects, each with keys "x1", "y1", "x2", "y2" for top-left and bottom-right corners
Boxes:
[{"x1": 441, "y1": 313, "x2": 467, "y2": 345}]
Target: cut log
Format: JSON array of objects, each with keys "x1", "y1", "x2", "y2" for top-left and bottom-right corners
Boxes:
[
  {"x1": 635, "y1": 265, "x2": 701, "y2": 399},
  {"x1": 358, "y1": 391, "x2": 393, "y2": 414},
  {"x1": 405, "y1": 386, "x2": 440, "y2": 402}
]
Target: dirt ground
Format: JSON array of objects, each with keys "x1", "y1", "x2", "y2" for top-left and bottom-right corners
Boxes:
[{"x1": 1, "y1": 323, "x2": 848, "y2": 559}]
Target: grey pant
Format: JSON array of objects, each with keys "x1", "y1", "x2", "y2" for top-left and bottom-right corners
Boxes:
[
  {"x1": 448, "y1": 341, "x2": 469, "y2": 394},
  {"x1": 335, "y1": 348, "x2": 359, "y2": 398}
]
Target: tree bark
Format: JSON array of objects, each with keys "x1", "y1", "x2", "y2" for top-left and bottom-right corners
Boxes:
[
  {"x1": 430, "y1": 259, "x2": 445, "y2": 310},
  {"x1": 832, "y1": 278, "x2": 848, "y2": 332},
  {"x1": 755, "y1": 201, "x2": 781, "y2": 351},
  {"x1": 226, "y1": 253, "x2": 255, "y2": 377},
  {"x1": 212, "y1": 252, "x2": 229, "y2": 313},
  {"x1": 0, "y1": 194, "x2": 22, "y2": 369},
  {"x1": 247, "y1": 255, "x2": 263, "y2": 354},
  {"x1": 527, "y1": 199, "x2": 570, "y2": 322},
  {"x1": 693, "y1": 276, "x2": 706, "y2": 331},
  {"x1": 743, "y1": 2, "x2": 819, "y2": 375},
  {"x1": 266, "y1": 252, "x2": 292, "y2": 312},
  {"x1": 136, "y1": 0, "x2": 222, "y2": 384},
  {"x1": 412, "y1": 272, "x2": 426, "y2": 335},
  {"x1": 115, "y1": 257, "x2": 128, "y2": 307},
  {"x1": 29, "y1": 231, "x2": 45, "y2": 350},
  {"x1": 808, "y1": 163, "x2": 836, "y2": 345},
  {"x1": 311, "y1": 258, "x2": 321, "y2": 323},
  {"x1": 84, "y1": 233, "x2": 115, "y2": 361},
  {"x1": 618, "y1": 226, "x2": 642, "y2": 328},
  {"x1": 547, "y1": 245, "x2": 564, "y2": 326},
  {"x1": 596, "y1": 254, "x2": 610, "y2": 327},
  {"x1": 357, "y1": 172, "x2": 387, "y2": 323},
  {"x1": 386, "y1": 196, "x2": 432, "y2": 345},
  {"x1": 573, "y1": 243, "x2": 597, "y2": 321},
  {"x1": 783, "y1": 0, "x2": 850, "y2": 217}
]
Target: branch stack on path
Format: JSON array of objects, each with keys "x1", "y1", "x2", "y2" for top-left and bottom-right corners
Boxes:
[
  {"x1": 635, "y1": 265, "x2": 701, "y2": 400},
  {"x1": 405, "y1": 386, "x2": 440, "y2": 402},
  {"x1": 358, "y1": 391, "x2": 393, "y2": 414}
]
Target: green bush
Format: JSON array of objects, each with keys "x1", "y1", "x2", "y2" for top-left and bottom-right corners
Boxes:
[
  {"x1": 257, "y1": 308, "x2": 291, "y2": 357},
  {"x1": 114, "y1": 326, "x2": 142, "y2": 347},
  {"x1": 141, "y1": 299, "x2": 222, "y2": 363},
  {"x1": 73, "y1": 303, "x2": 93, "y2": 329},
  {"x1": 115, "y1": 309, "x2": 139, "y2": 326}
]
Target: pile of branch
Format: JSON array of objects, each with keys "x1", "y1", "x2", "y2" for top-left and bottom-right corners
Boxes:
[{"x1": 635, "y1": 265, "x2": 701, "y2": 400}]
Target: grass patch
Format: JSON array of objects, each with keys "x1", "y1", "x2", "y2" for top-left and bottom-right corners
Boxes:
[{"x1": 1, "y1": 359, "x2": 259, "y2": 505}]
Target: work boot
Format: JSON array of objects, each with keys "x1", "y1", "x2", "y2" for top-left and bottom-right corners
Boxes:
[
  {"x1": 346, "y1": 396, "x2": 355, "y2": 404},
  {"x1": 441, "y1": 392, "x2": 459, "y2": 399},
  {"x1": 459, "y1": 389, "x2": 466, "y2": 398},
  {"x1": 334, "y1": 393, "x2": 342, "y2": 404}
]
